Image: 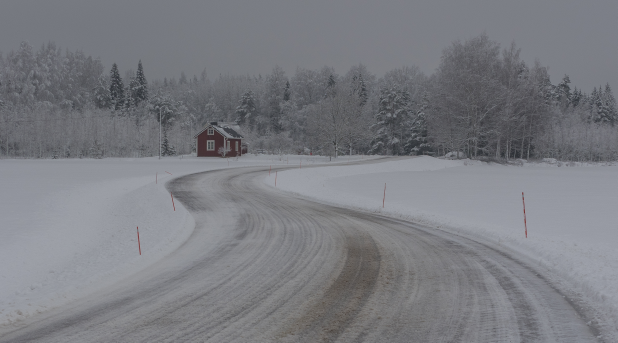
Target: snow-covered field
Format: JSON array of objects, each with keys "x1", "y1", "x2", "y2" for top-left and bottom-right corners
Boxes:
[
  {"x1": 272, "y1": 156, "x2": 618, "y2": 335},
  {"x1": 0, "y1": 154, "x2": 344, "y2": 327}
]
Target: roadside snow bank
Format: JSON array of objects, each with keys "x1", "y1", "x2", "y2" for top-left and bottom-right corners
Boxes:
[
  {"x1": 0, "y1": 159, "x2": 201, "y2": 326},
  {"x1": 271, "y1": 156, "x2": 618, "y2": 336}
]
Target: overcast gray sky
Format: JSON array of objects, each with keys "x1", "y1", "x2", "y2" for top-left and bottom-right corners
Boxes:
[{"x1": 1, "y1": 0, "x2": 616, "y2": 93}]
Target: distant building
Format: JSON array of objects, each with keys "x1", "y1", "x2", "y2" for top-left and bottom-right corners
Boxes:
[{"x1": 194, "y1": 122, "x2": 244, "y2": 157}]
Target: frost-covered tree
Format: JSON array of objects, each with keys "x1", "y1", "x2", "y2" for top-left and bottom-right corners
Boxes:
[
  {"x1": 306, "y1": 82, "x2": 366, "y2": 157},
  {"x1": 179, "y1": 71, "x2": 188, "y2": 85},
  {"x1": 405, "y1": 92, "x2": 431, "y2": 155},
  {"x1": 429, "y1": 34, "x2": 503, "y2": 158},
  {"x1": 352, "y1": 73, "x2": 368, "y2": 107},
  {"x1": 132, "y1": 60, "x2": 148, "y2": 105},
  {"x1": 161, "y1": 131, "x2": 176, "y2": 156},
  {"x1": 235, "y1": 90, "x2": 257, "y2": 127},
  {"x1": 325, "y1": 74, "x2": 337, "y2": 98},
  {"x1": 264, "y1": 65, "x2": 287, "y2": 134},
  {"x1": 370, "y1": 87, "x2": 411, "y2": 155},
  {"x1": 556, "y1": 75, "x2": 572, "y2": 107},
  {"x1": 604, "y1": 84, "x2": 618, "y2": 125},
  {"x1": 590, "y1": 84, "x2": 618, "y2": 125},
  {"x1": 109, "y1": 63, "x2": 124, "y2": 110},
  {"x1": 149, "y1": 93, "x2": 180, "y2": 130},
  {"x1": 571, "y1": 87, "x2": 582, "y2": 107},
  {"x1": 93, "y1": 75, "x2": 112, "y2": 109},
  {"x1": 283, "y1": 80, "x2": 291, "y2": 101},
  {"x1": 217, "y1": 145, "x2": 230, "y2": 157}
]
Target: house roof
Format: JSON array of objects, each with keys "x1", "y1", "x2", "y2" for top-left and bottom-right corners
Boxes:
[{"x1": 193, "y1": 122, "x2": 244, "y2": 139}]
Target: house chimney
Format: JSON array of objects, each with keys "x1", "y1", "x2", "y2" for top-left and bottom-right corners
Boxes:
[{"x1": 210, "y1": 121, "x2": 218, "y2": 126}]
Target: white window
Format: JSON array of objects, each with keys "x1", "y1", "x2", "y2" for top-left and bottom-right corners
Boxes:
[
  {"x1": 227, "y1": 141, "x2": 230, "y2": 151},
  {"x1": 235, "y1": 141, "x2": 238, "y2": 151},
  {"x1": 207, "y1": 128, "x2": 214, "y2": 135},
  {"x1": 207, "y1": 140, "x2": 215, "y2": 151}
]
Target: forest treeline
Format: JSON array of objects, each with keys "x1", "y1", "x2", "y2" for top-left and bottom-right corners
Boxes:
[{"x1": 1, "y1": 34, "x2": 617, "y2": 160}]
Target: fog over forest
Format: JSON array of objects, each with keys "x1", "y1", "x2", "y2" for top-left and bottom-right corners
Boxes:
[{"x1": 1, "y1": 33, "x2": 617, "y2": 161}]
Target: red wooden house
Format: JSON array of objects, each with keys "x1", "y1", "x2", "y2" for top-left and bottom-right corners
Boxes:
[{"x1": 194, "y1": 122, "x2": 244, "y2": 157}]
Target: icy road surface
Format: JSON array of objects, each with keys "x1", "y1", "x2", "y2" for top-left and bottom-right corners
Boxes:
[{"x1": 0, "y1": 160, "x2": 599, "y2": 342}]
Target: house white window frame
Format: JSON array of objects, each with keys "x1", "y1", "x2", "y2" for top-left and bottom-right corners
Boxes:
[
  {"x1": 227, "y1": 140, "x2": 231, "y2": 151},
  {"x1": 235, "y1": 141, "x2": 238, "y2": 151},
  {"x1": 206, "y1": 140, "x2": 215, "y2": 151},
  {"x1": 207, "y1": 127, "x2": 214, "y2": 135}
]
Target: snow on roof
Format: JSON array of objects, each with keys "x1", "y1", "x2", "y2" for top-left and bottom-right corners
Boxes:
[
  {"x1": 193, "y1": 122, "x2": 244, "y2": 139},
  {"x1": 219, "y1": 126, "x2": 243, "y2": 139}
]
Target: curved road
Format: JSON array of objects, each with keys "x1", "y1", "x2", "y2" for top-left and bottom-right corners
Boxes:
[{"x1": 0, "y1": 161, "x2": 601, "y2": 342}]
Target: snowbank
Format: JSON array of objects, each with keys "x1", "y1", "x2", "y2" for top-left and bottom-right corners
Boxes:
[{"x1": 270, "y1": 156, "x2": 618, "y2": 336}]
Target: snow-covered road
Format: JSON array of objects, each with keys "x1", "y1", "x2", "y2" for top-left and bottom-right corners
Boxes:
[{"x1": 0, "y1": 160, "x2": 600, "y2": 342}]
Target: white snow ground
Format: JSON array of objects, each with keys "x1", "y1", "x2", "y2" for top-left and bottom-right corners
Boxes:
[
  {"x1": 271, "y1": 156, "x2": 618, "y2": 336},
  {"x1": 0, "y1": 154, "x2": 341, "y2": 327}
]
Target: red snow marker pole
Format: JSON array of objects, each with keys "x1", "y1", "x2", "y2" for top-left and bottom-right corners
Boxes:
[
  {"x1": 269, "y1": 165, "x2": 271, "y2": 176},
  {"x1": 165, "y1": 171, "x2": 172, "y2": 175},
  {"x1": 137, "y1": 226, "x2": 141, "y2": 255},
  {"x1": 383, "y1": 183, "x2": 386, "y2": 208},
  {"x1": 156, "y1": 172, "x2": 157, "y2": 184},
  {"x1": 522, "y1": 192, "x2": 527, "y2": 238},
  {"x1": 171, "y1": 192, "x2": 176, "y2": 211},
  {"x1": 275, "y1": 171, "x2": 278, "y2": 187},
  {"x1": 300, "y1": 160, "x2": 301, "y2": 169}
]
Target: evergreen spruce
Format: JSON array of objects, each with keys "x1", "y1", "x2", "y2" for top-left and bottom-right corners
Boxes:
[
  {"x1": 133, "y1": 60, "x2": 148, "y2": 105},
  {"x1": 604, "y1": 84, "x2": 617, "y2": 125},
  {"x1": 109, "y1": 63, "x2": 124, "y2": 110},
  {"x1": 235, "y1": 90, "x2": 257, "y2": 126},
  {"x1": 352, "y1": 73, "x2": 368, "y2": 107},
  {"x1": 405, "y1": 93, "x2": 431, "y2": 155},
  {"x1": 370, "y1": 87, "x2": 411, "y2": 155},
  {"x1": 571, "y1": 87, "x2": 582, "y2": 107},
  {"x1": 283, "y1": 81, "x2": 291, "y2": 101},
  {"x1": 93, "y1": 75, "x2": 111, "y2": 109},
  {"x1": 556, "y1": 75, "x2": 571, "y2": 107},
  {"x1": 358, "y1": 73, "x2": 368, "y2": 107},
  {"x1": 124, "y1": 78, "x2": 138, "y2": 110},
  {"x1": 161, "y1": 130, "x2": 176, "y2": 156},
  {"x1": 325, "y1": 74, "x2": 336, "y2": 98}
]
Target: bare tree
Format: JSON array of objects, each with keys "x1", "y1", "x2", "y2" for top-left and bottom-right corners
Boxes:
[{"x1": 307, "y1": 81, "x2": 366, "y2": 157}]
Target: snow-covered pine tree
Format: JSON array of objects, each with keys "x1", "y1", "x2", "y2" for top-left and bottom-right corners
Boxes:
[
  {"x1": 125, "y1": 78, "x2": 138, "y2": 110},
  {"x1": 133, "y1": 60, "x2": 148, "y2": 105},
  {"x1": 109, "y1": 63, "x2": 124, "y2": 110},
  {"x1": 351, "y1": 73, "x2": 368, "y2": 107},
  {"x1": 589, "y1": 85, "x2": 617, "y2": 125},
  {"x1": 556, "y1": 75, "x2": 571, "y2": 107},
  {"x1": 93, "y1": 75, "x2": 111, "y2": 109},
  {"x1": 235, "y1": 90, "x2": 256, "y2": 127},
  {"x1": 264, "y1": 66, "x2": 287, "y2": 134},
  {"x1": 357, "y1": 73, "x2": 368, "y2": 107},
  {"x1": 604, "y1": 84, "x2": 617, "y2": 125},
  {"x1": 161, "y1": 130, "x2": 176, "y2": 156},
  {"x1": 370, "y1": 87, "x2": 411, "y2": 155},
  {"x1": 148, "y1": 93, "x2": 179, "y2": 147},
  {"x1": 571, "y1": 87, "x2": 582, "y2": 107},
  {"x1": 283, "y1": 81, "x2": 291, "y2": 101},
  {"x1": 325, "y1": 74, "x2": 337, "y2": 98},
  {"x1": 589, "y1": 87, "x2": 599, "y2": 121},
  {"x1": 405, "y1": 92, "x2": 431, "y2": 155}
]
